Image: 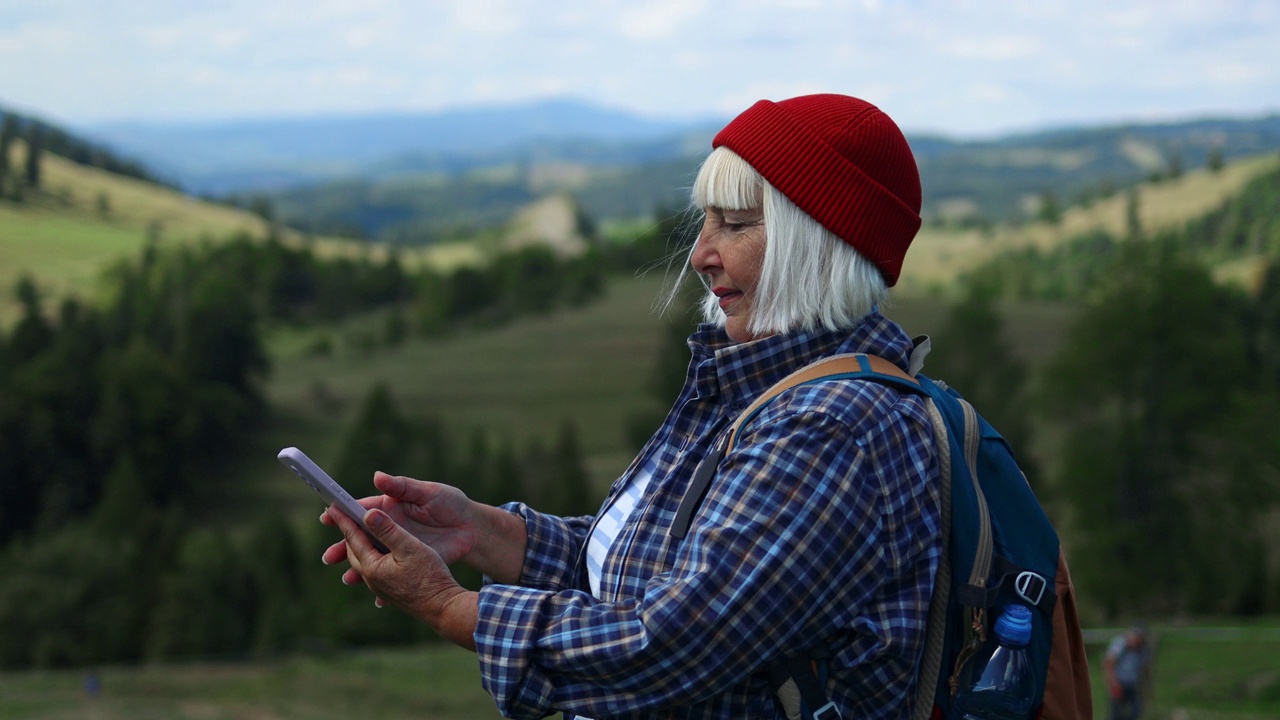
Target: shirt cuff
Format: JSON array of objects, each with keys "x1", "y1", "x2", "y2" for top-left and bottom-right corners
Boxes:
[
  {"x1": 487, "y1": 502, "x2": 591, "y2": 591},
  {"x1": 475, "y1": 583, "x2": 562, "y2": 718}
]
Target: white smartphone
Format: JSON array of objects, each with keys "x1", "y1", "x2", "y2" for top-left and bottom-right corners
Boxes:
[{"x1": 277, "y1": 446, "x2": 390, "y2": 553}]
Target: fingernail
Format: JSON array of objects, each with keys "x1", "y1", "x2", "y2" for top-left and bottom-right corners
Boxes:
[{"x1": 367, "y1": 511, "x2": 385, "y2": 529}]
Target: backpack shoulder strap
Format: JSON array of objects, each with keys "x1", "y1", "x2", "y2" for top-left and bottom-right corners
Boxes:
[
  {"x1": 669, "y1": 353, "x2": 920, "y2": 541},
  {"x1": 726, "y1": 353, "x2": 922, "y2": 451}
]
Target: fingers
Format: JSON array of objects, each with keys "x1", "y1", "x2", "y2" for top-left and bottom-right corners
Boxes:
[
  {"x1": 328, "y1": 506, "x2": 382, "y2": 566},
  {"x1": 322, "y1": 538, "x2": 349, "y2": 566},
  {"x1": 372, "y1": 471, "x2": 433, "y2": 504},
  {"x1": 363, "y1": 508, "x2": 413, "y2": 554}
]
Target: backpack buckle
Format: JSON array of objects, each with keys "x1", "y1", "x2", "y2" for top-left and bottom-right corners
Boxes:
[
  {"x1": 1014, "y1": 571, "x2": 1047, "y2": 607},
  {"x1": 812, "y1": 701, "x2": 842, "y2": 720}
]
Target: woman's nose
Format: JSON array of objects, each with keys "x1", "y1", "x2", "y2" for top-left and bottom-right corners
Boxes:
[{"x1": 690, "y1": 220, "x2": 719, "y2": 274}]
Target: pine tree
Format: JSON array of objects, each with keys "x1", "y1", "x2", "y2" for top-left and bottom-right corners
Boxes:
[
  {"x1": 1036, "y1": 190, "x2": 1062, "y2": 225},
  {"x1": 247, "y1": 511, "x2": 303, "y2": 656},
  {"x1": 536, "y1": 420, "x2": 594, "y2": 517},
  {"x1": 336, "y1": 384, "x2": 414, "y2": 497},
  {"x1": 92, "y1": 453, "x2": 153, "y2": 537},
  {"x1": 23, "y1": 124, "x2": 42, "y2": 188},
  {"x1": 8, "y1": 276, "x2": 53, "y2": 364},
  {"x1": 1038, "y1": 240, "x2": 1268, "y2": 616},
  {"x1": 1166, "y1": 148, "x2": 1184, "y2": 179},
  {"x1": 1125, "y1": 188, "x2": 1142, "y2": 240},
  {"x1": 926, "y1": 280, "x2": 1036, "y2": 482},
  {"x1": 1207, "y1": 146, "x2": 1225, "y2": 173},
  {"x1": 0, "y1": 114, "x2": 15, "y2": 181}
]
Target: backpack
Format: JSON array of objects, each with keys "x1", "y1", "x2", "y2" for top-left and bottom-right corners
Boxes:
[{"x1": 669, "y1": 345, "x2": 1092, "y2": 720}]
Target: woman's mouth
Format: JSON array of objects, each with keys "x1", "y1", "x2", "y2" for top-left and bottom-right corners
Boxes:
[{"x1": 713, "y1": 287, "x2": 742, "y2": 312}]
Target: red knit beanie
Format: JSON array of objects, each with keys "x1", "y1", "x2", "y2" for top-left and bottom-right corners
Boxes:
[{"x1": 712, "y1": 94, "x2": 922, "y2": 286}]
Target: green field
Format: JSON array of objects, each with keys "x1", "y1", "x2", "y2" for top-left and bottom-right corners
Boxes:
[
  {"x1": 2, "y1": 622, "x2": 1278, "y2": 719},
  {"x1": 0, "y1": 645, "x2": 503, "y2": 720},
  {"x1": 236, "y1": 273, "x2": 678, "y2": 522}
]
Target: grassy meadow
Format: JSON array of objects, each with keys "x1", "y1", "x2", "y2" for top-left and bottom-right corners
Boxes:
[
  {"x1": 0, "y1": 142, "x2": 485, "y2": 326},
  {"x1": 899, "y1": 153, "x2": 1280, "y2": 296},
  {"x1": 2, "y1": 622, "x2": 1279, "y2": 719}
]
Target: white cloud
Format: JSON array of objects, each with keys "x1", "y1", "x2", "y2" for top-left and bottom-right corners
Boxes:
[
  {"x1": 965, "y1": 83, "x2": 1010, "y2": 104},
  {"x1": 944, "y1": 35, "x2": 1042, "y2": 61},
  {"x1": 212, "y1": 28, "x2": 249, "y2": 49},
  {"x1": 1203, "y1": 61, "x2": 1270, "y2": 85},
  {"x1": 450, "y1": 0, "x2": 522, "y2": 36},
  {"x1": 0, "y1": 0, "x2": 1277, "y2": 135},
  {"x1": 619, "y1": 0, "x2": 705, "y2": 41}
]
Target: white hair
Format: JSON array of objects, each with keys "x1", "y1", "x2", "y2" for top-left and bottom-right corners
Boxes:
[{"x1": 662, "y1": 147, "x2": 888, "y2": 336}]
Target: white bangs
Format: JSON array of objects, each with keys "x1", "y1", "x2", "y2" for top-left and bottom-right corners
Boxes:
[
  {"x1": 692, "y1": 147, "x2": 762, "y2": 211},
  {"x1": 661, "y1": 145, "x2": 889, "y2": 336}
]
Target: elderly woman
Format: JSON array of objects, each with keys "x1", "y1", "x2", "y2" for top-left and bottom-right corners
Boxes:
[{"x1": 322, "y1": 93, "x2": 942, "y2": 720}]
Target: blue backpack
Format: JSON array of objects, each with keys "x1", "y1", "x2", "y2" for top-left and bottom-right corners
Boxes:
[{"x1": 669, "y1": 347, "x2": 1091, "y2": 720}]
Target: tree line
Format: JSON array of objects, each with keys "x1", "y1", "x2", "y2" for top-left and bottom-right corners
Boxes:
[
  {"x1": 928, "y1": 163, "x2": 1280, "y2": 620},
  {"x1": 0, "y1": 378, "x2": 596, "y2": 668},
  {"x1": 0, "y1": 109, "x2": 170, "y2": 201},
  {"x1": 0, "y1": 211, "x2": 688, "y2": 668},
  {"x1": 962, "y1": 161, "x2": 1280, "y2": 302}
]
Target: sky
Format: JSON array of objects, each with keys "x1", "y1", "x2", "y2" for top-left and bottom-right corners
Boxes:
[{"x1": 2, "y1": 0, "x2": 1278, "y2": 138}]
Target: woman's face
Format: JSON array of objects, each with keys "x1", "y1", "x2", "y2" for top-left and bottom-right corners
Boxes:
[{"x1": 691, "y1": 205, "x2": 767, "y2": 343}]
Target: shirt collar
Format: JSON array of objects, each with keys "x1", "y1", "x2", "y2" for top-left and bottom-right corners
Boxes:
[{"x1": 686, "y1": 310, "x2": 917, "y2": 414}]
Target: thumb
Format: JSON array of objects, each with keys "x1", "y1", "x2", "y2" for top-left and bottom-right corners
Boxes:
[
  {"x1": 373, "y1": 471, "x2": 411, "y2": 499},
  {"x1": 363, "y1": 508, "x2": 412, "y2": 553},
  {"x1": 373, "y1": 472, "x2": 444, "y2": 507}
]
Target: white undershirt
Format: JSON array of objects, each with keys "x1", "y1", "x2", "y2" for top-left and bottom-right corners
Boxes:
[
  {"x1": 577, "y1": 457, "x2": 658, "y2": 720},
  {"x1": 585, "y1": 462, "x2": 654, "y2": 597}
]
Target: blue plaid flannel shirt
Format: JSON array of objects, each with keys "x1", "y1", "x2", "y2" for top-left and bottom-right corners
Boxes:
[{"x1": 476, "y1": 311, "x2": 943, "y2": 719}]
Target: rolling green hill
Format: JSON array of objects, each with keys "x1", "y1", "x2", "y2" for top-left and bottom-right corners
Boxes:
[
  {"x1": 900, "y1": 152, "x2": 1280, "y2": 296},
  {"x1": 0, "y1": 141, "x2": 482, "y2": 325}
]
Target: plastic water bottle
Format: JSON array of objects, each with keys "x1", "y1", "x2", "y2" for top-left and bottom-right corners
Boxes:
[{"x1": 953, "y1": 603, "x2": 1036, "y2": 720}]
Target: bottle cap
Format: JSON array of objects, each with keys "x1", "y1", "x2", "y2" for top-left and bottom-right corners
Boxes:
[{"x1": 994, "y1": 603, "x2": 1033, "y2": 646}]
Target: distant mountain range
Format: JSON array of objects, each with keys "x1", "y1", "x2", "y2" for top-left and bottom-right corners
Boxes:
[
  {"x1": 59, "y1": 98, "x2": 1280, "y2": 242},
  {"x1": 912, "y1": 116, "x2": 1280, "y2": 223},
  {"x1": 85, "y1": 98, "x2": 724, "y2": 195}
]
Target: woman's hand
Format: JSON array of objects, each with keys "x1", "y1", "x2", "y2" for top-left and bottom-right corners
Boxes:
[
  {"x1": 320, "y1": 472, "x2": 476, "y2": 563},
  {"x1": 327, "y1": 505, "x2": 479, "y2": 650},
  {"x1": 321, "y1": 472, "x2": 527, "y2": 585}
]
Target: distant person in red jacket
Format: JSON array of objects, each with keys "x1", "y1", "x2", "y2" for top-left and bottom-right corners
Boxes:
[{"x1": 1103, "y1": 625, "x2": 1151, "y2": 720}]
